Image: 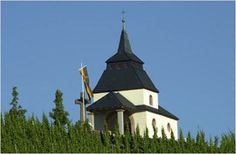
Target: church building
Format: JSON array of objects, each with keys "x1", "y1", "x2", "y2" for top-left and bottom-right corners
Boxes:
[{"x1": 87, "y1": 19, "x2": 179, "y2": 139}]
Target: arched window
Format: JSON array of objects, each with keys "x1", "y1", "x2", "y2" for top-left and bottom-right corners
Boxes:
[
  {"x1": 152, "y1": 118, "x2": 157, "y2": 131},
  {"x1": 167, "y1": 123, "x2": 171, "y2": 132},
  {"x1": 149, "y1": 95, "x2": 153, "y2": 106}
]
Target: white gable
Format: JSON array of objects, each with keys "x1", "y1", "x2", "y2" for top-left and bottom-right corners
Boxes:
[{"x1": 93, "y1": 89, "x2": 159, "y2": 108}]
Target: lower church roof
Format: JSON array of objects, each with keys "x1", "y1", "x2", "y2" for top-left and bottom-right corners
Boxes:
[
  {"x1": 86, "y1": 92, "x2": 178, "y2": 120},
  {"x1": 135, "y1": 105, "x2": 179, "y2": 120},
  {"x1": 93, "y1": 66, "x2": 159, "y2": 93},
  {"x1": 86, "y1": 92, "x2": 136, "y2": 111}
]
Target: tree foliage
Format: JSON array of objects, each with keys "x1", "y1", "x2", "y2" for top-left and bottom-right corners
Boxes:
[
  {"x1": 9, "y1": 87, "x2": 27, "y2": 118},
  {"x1": 1, "y1": 88, "x2": 235, "y2": 153},
  {"x1": 49, "y1": 89, "x2": 69, "y2": 126}
]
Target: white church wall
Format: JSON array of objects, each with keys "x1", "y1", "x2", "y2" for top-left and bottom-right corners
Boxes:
[
  {"x1": 143, "y1": 89, "x2": 159, "y2": 108},
  {"x1": 132, "y1": 112, "x2": 147, "y2": 136},
  {"x1": 119, "y1": 89, "x2": 158, "y2": 107},
  {"x1": 146, "y1": 111, "x2": 178, "y2": 139},
  {"x1": 93, "y1": 90, "x2": 144, "y2": 105},
  {"x1": 94, "y1": 92, "x2": 108, "y2": 102},
  {"x1": 94, "y1": 89, "x2": 158, "y2": 107},
  {"x1": 131, "y1": 111, "x2": 178, "y2": 139},
  {"x1": 118, "y1": 89, "x2": 144, "y2": 105}
]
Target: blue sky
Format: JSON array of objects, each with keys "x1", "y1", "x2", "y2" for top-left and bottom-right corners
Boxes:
[{"x1": 2, "y1": 1, "x2": 235, "y2": 139}]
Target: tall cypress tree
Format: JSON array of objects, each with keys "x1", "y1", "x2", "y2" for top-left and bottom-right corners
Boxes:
[
  {"x1": 131, "y1": 125, "x2": 142, "y2": 152},
  {"x1": 179, "y1": 129, "x2": 185, "y2": 152},
  {"x1": 113, "y1": 122, "x2": 121, "y2": 153},
  {"x1": 49, "y1": 90, "x2": 69, "y2": 126},
  {"x1": 169, "y1": 130, "x2": 176, "y2": 152},
  {"x1": 101, "y1": 122, "x2": 111, "y2": 152},
  {"x1": 209, "y1": 136, "x2": 214, "y2": 152},
  {"x1": 159, "y1": 127, "x2": 167, "y2": 152},
  {"x1": 220, "y1": 132, "x2": 235, "y2": 153},
  {"x1": 9, "y1": 87, "x2": 27, "y2": 118},
  {"x1": 150, "y1": 127, "x2": 158, "y2": 152},
  {"x1": 42, "y1": 113, "x2": 50, "y2": 152},
  {"x1": 143, "y1": 128, "x2": 150, "y2": 153},
  {"x1": 186, "y1": 131, "x2": 194, "y2": 152},
  {"x1": 199, "y1": 130, "x2": 207, "y2": 152},
  {"x1": 1, "y1": 113, "x2": 6, "y2": 152},
  {"x1": 214, "y1": 136, "x2": 219, "y2": 152},
  {"x1": 122, "y1": 122, "x2": 130, "y2": 153}
]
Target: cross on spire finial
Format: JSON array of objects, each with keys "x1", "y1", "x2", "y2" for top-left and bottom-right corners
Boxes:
[{"x1": 122, "y1": 10, "x2": 126, "y2": 30}]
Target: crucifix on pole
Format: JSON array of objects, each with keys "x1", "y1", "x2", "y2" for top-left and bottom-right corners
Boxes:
[
  {"x1": 75, "y1": 92, "x2": 90, "y2": 122},
  {"x1": 75, "y1": 63, "x2": 93, "y2": 123}
]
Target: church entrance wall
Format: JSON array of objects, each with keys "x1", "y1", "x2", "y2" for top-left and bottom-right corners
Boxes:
[{"x1": 105, "y1": 110, "x2": 134, "y2": 134}]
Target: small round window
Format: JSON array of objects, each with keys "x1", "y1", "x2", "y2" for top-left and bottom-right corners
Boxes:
[
  {"x1": 167, "y1": 123, "x2": 171, "y2": 132},
  {"x1": 149, "y1": 95, "x2": 153, "y2": 106}
]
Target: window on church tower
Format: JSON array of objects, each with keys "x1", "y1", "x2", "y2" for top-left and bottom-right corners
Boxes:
[
  {"x1": 149, "y1": 95, "x2": 153, "y2": 106},
  {"x1": 167, "y1": 123, "x2": 171, "y2": 132}
]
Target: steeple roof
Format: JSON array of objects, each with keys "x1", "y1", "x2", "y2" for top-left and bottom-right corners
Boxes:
[
  {"x1": 93, "y1": 67, "x2": 159, "y2": 93},
  {"x1": 93, "y1": 19, "x2": 159, "y2": 93},
  {"x1": 117, "y1": 29, "x2": 133, "y2": 54},
  {"x1": 106, "y1": 22, "x2": 144, "y2": 64}
]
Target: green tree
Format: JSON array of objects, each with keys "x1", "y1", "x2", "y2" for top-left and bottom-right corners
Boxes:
[
  {"x1": 178, "y1": 129, "x2": 185, "y2": 152},
  {"x1": 113, "y1": 123, "x2": 121, "y2": 152},
  {"x1": 100, "y1": 122, "x2": 111, "y2": 152},
  {"x1": 150, "y1": 127, "x2": 158, "y2": 152},
  {"x1": 186, "y1": 131, "x2": 194, "y2": 152},
  {"x1": 131, "y1": 125, "x2": 142, "y2": 152},
  {"x1": 214, "y1": 136, "x2": 219, "y2": 152},
  {"x1": 143, "y1": 128, "x2": 150, "y2": 152},
  {"x1": 196, "y1": 130, "x2": 207, "y2": 152},
  {"x1": 41, "y1": 113, "x2": 51, "y2": 152},
  {"x1": 9, "y1": 87, "x2": 27, "y2": 118},
  {"x1": 220, "y1": 132, "x2": 235, "y2": 153},
  {"x1": 159, "y1": 127, "x2": 167, "y2": 152},
  {"x1": 49, "y1": 90, "x2": 69, "y2": 126},
  {"x1": 209, "y1": 136, "x2": 214, "y2": 152},
  {"x1": 169, "y1": 129, "x2": 177, "y2": 152},
  {"x1": 122, "y1": 122, "x2": 131, "y2": 153},
  {"x1": 3, "y1": 86, "x2": 236, "y2": 153}
]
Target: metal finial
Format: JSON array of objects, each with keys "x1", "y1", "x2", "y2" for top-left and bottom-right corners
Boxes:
[{"x1": 122, "y1": 10, "x2": 126, "y2": 30}]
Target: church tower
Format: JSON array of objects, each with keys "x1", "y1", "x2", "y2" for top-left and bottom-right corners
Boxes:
[{"x1": 87, "y1": 18, "x2": 178, "y2": 139}]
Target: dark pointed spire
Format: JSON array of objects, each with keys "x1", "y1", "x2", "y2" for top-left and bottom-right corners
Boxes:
[
  {"x1": 118, "y1": 11, "x2": 133, "y2": 54},
  {"x1": 106, "y1": 14, "x2": 144, "y2": 64},
  {"x1": 117, "y1": 28, "x2": 133, "y2": 54}
]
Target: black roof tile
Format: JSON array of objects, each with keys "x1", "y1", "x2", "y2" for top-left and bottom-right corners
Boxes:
[
  {"x1": 86, "y1": 92, "x2": 136, "y2": 112},
  {"x1": 93, "y1": 66, "x2": 159, "y2": 93},
  {"x1": 86, "y1": 93, "x2": 178, "y2": 120},
  {"x1": 135, "y1": 105, "x2": 179, "y2": 120}
]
